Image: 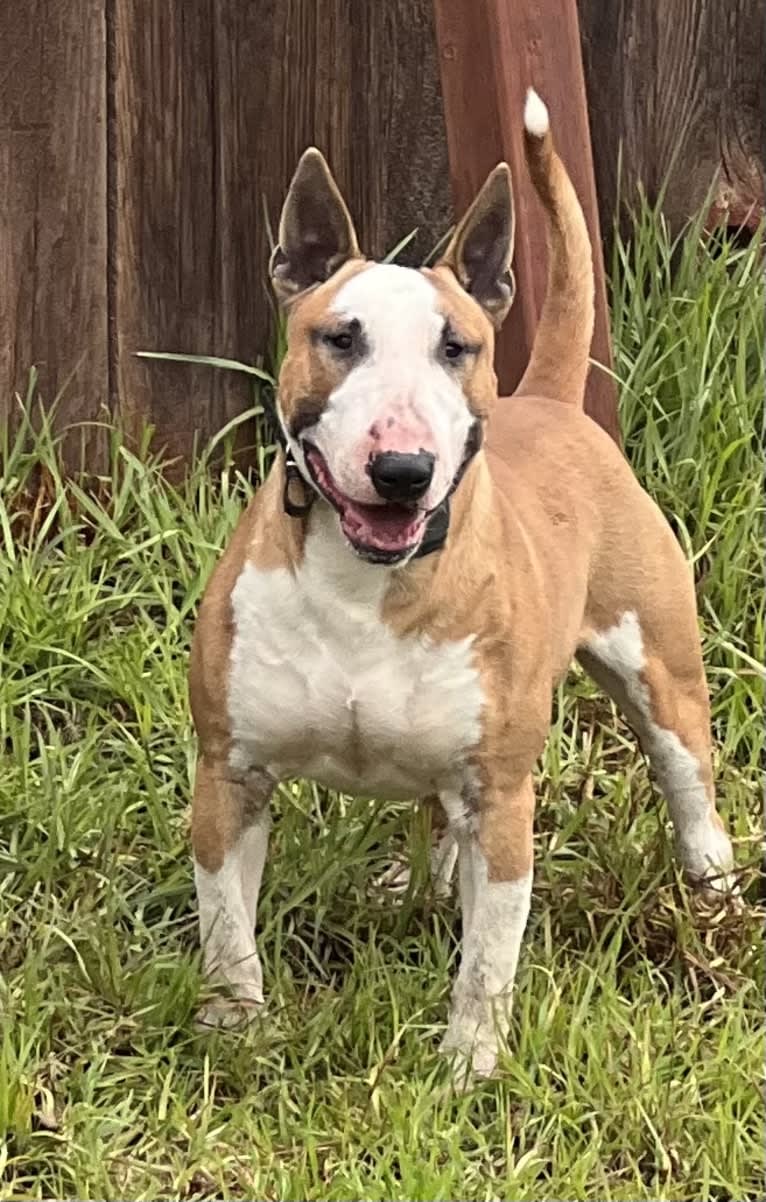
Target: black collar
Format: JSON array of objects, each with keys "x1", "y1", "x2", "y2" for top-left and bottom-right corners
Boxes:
[
  {"x1": 270, "y1": 405, "x2": 481, "y2": 561},
  {"x1": 414, "y1": 499, "x2": 451, "y2": 559}
]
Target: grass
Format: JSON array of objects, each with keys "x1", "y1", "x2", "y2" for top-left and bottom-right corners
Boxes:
[{"x1": 0, "y1": 207, "x2": 763, "y2": 1201}]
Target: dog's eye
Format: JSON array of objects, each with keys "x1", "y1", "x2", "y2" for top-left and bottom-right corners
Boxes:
[
  {"x1": 444, "y1": 340, "x2": 466, "y2": 361},
  {"x1": 324, "y1": 331, "x2": 354, "y2": 352}
]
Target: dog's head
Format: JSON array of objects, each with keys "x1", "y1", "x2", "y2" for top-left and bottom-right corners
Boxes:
[{"x1": 271, "y1": 149, "x2": 515, "y2": 563}]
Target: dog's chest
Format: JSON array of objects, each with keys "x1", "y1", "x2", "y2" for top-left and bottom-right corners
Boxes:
[{"x1": 227, "y1": 549, "x2": 484, "y2": 798}]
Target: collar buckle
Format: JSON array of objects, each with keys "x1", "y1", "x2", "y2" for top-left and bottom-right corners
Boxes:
[{"x1": 282, "y1": 448, "x2": 315, "y2": 519}]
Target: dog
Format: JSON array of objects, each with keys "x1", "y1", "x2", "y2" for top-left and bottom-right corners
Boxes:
[{"x1": 188, "y1": 90, "x2": 735, "y2": 1081}]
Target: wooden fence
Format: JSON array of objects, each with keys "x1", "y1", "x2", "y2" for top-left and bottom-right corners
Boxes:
[{"x1": 1, "y1": 1, "x2": 763, "y2": 470}]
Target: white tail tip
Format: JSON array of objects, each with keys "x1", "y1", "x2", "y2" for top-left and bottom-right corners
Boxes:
[{"x1": 524, "y1": 88, "x2": 549, "y2": 138}]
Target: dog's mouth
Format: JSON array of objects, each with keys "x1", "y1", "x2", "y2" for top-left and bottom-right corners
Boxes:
[{"x1": 303, "y1": 444, "x2": 428, "y2": 563}]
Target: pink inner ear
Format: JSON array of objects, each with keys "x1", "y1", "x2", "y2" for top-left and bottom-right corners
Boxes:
[{"x1": 273, "y1": 153, "x2": 360, "y2": 299}]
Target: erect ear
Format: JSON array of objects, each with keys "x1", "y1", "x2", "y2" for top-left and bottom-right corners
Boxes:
[
  {"x1": 438, "y1": 164, "x2": 515, "y2": 327},
  {"x1": 270, "y1": 148, "x2": 361, "y2": 304}
]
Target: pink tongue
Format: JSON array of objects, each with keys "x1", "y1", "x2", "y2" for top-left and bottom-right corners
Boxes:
[{"x1": 341, "y1": 500, "x2": 425, "y2": 551}]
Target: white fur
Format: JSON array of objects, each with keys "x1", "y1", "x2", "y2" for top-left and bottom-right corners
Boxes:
[
  {"x1": 227, "y1": 508, "x2": 485, "y2": 799},
  {"x1": 442, "y1": 850, "x2": 533, "y2": 1079},
  {"x1": 430, "y1": 829, "x2": 459, "y2": 897},
  {"x1": 195, "y1": 807, "x2": 271, "y2": 1011},
  {"x1": 439, "y1": 789, "x2": 475, "y2": 836},
  {"x1": 440, "y1": 789, "x2": 480, "y2": 927},
  {"x1": 586, "y1": 608, "x2": 645, "y2": 677},
  {"x1": 642, "y1": 725, "x2": 734, "y2": 882},
  {"x1": 371, "y1": 828, "x2": 458, "y2": 901},
  {"x1": 299, "y1": 263, "x2": 474, "y2": 512},
  {"x1": 583, "y1": 611, "x2": 734, "y2": 886},
  {"x1": 524, "y1": 88, "x2": 549, "y2": 138}
]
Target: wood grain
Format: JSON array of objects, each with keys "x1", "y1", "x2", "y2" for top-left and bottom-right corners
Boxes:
[
  {"x1": 112, "y1": 1, "x2": 227, "y2": 466},
  {"x1": 113, "y1": 0, "x2": 451, "y2": 466},
  {"x1": 2, "y1": 1, "x2": 762, "y2": 469},
  {"x1": 434, "y1": 0, "x2": 620, "y2": 442},
  {"x1": 0, "y1": 0, "x2": 108, "y2": 466},
  {"x1": 578, "y1": 0, "x2": 765, "y2": 237}
]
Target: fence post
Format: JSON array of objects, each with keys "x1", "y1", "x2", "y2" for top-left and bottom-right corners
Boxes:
[{"x1": 433, "y1": 0, "x2": 620, "y2": 443}]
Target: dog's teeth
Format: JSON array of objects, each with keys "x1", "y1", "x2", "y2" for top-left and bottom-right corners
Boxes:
[{"x1": 524, "y1": 88, "x2": 549, "y2": 138}]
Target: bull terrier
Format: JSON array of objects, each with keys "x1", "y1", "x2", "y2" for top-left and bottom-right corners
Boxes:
[{"x1": 188, "y1": 90, "x2": 735, "y2": 1080}]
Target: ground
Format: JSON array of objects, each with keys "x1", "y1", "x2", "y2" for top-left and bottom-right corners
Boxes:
[{"x1": 0, "y1": 210, "x2": 763, "y2": 1201}]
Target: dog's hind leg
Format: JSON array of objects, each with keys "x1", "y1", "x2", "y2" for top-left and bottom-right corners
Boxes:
[
  {"x1": 372, "y1": 796, "x2": 458, "y2": 902},
  {"x1": 423, "y1": 794, "x2": 459, "y2": 898},
  {"x1": 430, "y1": 827, "x2": 459, "y2": 897},
  {"x1": 192, "y1": 756, "x2": 274, "y2": 1025},
  {"x1": 577, "y1": 608, "x2": 735, "y2": 892}
]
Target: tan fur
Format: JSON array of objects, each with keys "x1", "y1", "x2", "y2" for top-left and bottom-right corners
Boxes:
[
  {"x1": 515, "y1": 124, "x2": 595, "y2": 406},
  {"x1": 192, "y1": 758, "x2": 251, "y2": 873},
  {"x1": 189, "y1": 463, "x2": 304, "y2": 757},
  {"x1": 189, "y1": 101, "x2": 734, "y2": 1059},
  {"x1": 193, "y1": 118, "x2": 720, "y2": 882},
  {"x1": 479, "y1": 777, "x2": 535, "y2": 882},
  {"x1": 277, "y1": 260, "x2": 370, "y2": 431},
  {"x1": 379, "y1": 395, "x2": 717, "y2": 887}
]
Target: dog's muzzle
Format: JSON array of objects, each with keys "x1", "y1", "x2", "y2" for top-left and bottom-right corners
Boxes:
[{"x1": 278, "y1": 417, "x2": 483, "y2": 561}]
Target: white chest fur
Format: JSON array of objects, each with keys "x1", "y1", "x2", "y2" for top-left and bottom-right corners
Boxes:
[{"x1": 227, "y1": 512, "x2": 484, "y2": 798}]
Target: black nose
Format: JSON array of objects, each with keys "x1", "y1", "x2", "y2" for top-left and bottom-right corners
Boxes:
[{"x1": 368, "y1": 451, "x2": 435, "y2": 502}]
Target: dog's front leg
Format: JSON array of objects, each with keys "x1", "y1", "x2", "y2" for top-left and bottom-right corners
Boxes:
[
  {"x1": 440, "y1": 777, "x2": 534, "y2": 1083},
  {"x1": 191, "y1": 755, "x2": 273, "y2": 1026}
]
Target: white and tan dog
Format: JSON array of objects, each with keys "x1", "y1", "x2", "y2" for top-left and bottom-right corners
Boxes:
[{"x1": 189, "y1": 91, "x2": 735, "y2": 1079}]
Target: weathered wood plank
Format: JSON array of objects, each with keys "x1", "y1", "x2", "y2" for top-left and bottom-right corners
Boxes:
[
  {"x1": 434, "y1": 0, "x2": 620, "y2": 443},
  {"x1": 578, "y1": 0, "x2": 765, "y2": 237},
  {"x1": 112, "y1": 1, "x2": 227, "y2": 465},
  {"x1": 114, "y1": 0, "x2": 451, "y2": 465},
  {"x1": 347, "y1": 2, "x2": 452, "y2": 265},
  {"x1": 3, "y1": 0, "x2": 760, "y2": 470},
  {"x1": 0, "y1": 0, "x2": 108, "y2": 465}
]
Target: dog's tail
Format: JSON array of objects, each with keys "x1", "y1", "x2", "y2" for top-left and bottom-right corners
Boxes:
[{"x1": 514, "y1": 89, "x2": 594, "y2": 407}]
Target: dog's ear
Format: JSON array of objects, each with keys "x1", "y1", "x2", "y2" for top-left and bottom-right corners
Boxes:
[
  {"x1": 270, "y1": 148, "x2": 361, "y2": 305},
  {"x1": 438, "y1": 164, "x2": 515, "y2": 327}
]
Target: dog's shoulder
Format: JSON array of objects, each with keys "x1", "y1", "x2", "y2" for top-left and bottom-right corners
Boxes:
[{"x1": 190, "y1": 466, "x2": 302, "y2": 753}]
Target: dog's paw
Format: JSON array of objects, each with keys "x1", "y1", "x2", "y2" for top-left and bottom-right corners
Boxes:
[
  {"x1": 687, "y1": 864, "x2": 743, "y2": 910},
  {"x1": 691, "y1": 882, "x2": 744, "y2": 918},
  {"x1": 439, "y1": 1021, "x2": 499, "y2": 1091},
  {"x1": 371, "y1": 848, "x2": 456, "y2": 905},
  {"x1": 195, "y1": 994, "x2": 265, "y2": 1031},
  {"x1": 370, "y1": 857, "x2": 411, "y2": 905}
]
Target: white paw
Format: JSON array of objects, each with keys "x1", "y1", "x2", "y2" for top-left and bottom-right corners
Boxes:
[
  {"x1": 195, "y1": 993, "x2": 265, "y2": 1030},
  {"x1": 440, "y1": 1017, "x2": 500, "y2": 1088},
  {"x1": 682, "y1": 835, "x2": 740, "y2": 902},
  {"x1": 688, "y1": 869, "x2": 744, "y2": 913},
  {"x1": 370, "y1": 858, "x2": 412, "y2": 904},
  {"x1": 371, "y1": 847, "x2": 456, "y2": 904},
  {"x1": 679, "y1": 826, "x2": 736, "y2": 892},
  {"x1": 694, "y1": 869, "x2": 739, "y2": 894}
]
